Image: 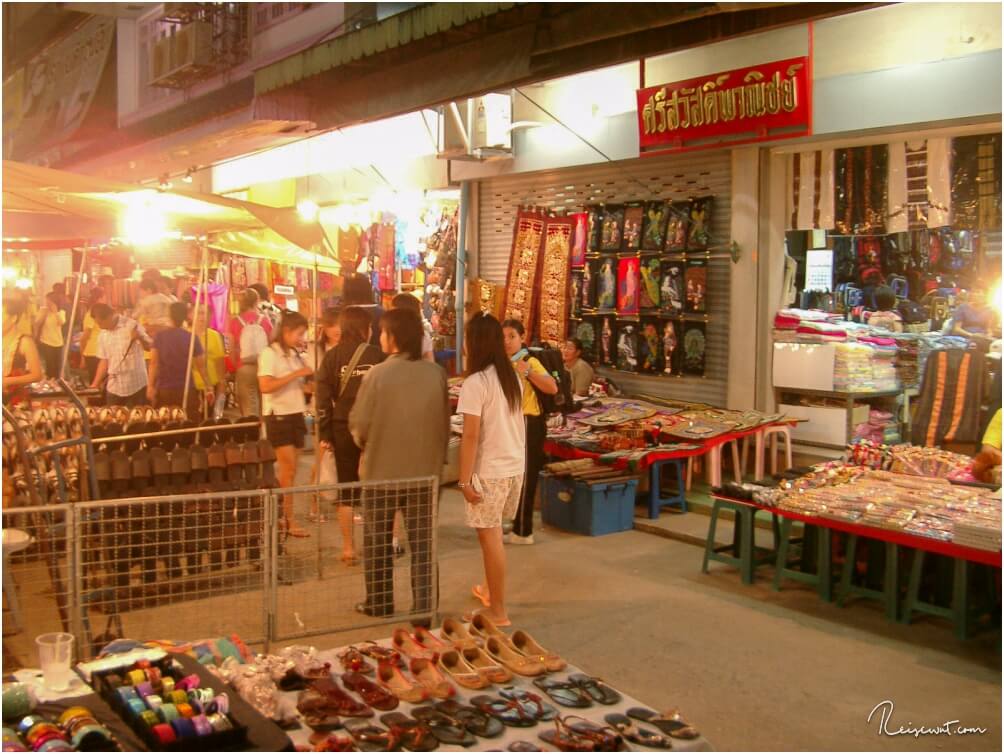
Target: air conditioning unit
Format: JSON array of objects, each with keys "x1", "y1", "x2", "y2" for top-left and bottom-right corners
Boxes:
[
  {"x1": 149, "y1": 35, "x2": 173, "y2": 84},
  {"x1": 173, "y1": 21, "x2": 213, "y2": 72},
  {"x1": 437, "y1": 93, "x2": 513, "y2": 161}
]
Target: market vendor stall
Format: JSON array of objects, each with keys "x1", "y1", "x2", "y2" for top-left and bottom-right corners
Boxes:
[
  {"x1": 6, "y1": 621, "x2": 712, "y2": 752},
  {"x1": 540, "y1": 396, "x2": 797, "y2": 518}
]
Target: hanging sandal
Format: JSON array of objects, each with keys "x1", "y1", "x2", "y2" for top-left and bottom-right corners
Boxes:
[
  {"x1": 409, "y1": 657, "x2": 455, "y2": 700},
  {"x1": 410, "y1": 706, "x2": 476, "y2": 747},
  {"x1": 378, "y1": 712, "x2": 437, "y2": 752},
  {"x1": 499, "y1": 687, "x2": 557, "y2": 722},
  {"x1": 438, "y1": 650, "x2": 490, "y2": 690},
  {"x1": 569, "y1": 674, "x2": 621, "y2": 706},
  {"x1": 485, "y1": 637, "x2": 546, "y2": 677},
  {"x1": 626, "y1": 708, "x2": 700, "y2": 740},
  {"x1": 434, "y1": 700, "x2": 504, "y2": 739},
  {"x1": 532, "y1": 678, "x2": 593, "y2": 708},
  {"x1": 377, "y1": 660, "x2": 428, "y2": 704},
  {"x1": 342, "y1": 672, "x2": 398, "y2": 712},
  {"x1": 470, "y1": 696, "x2": 536, "y2": 728},
  {"x1": 462, "y1": 645, "x2": 512, "y2": 684},
  {"x1": 342, "y1": 718, "x2": 401, "y2": 753},
  {"x1": 441, "y1": 617, "x2": 480, "y2": 651},
  {"x1": 603, "y1": 714, "x2": 672, "y2": 749},
  {"x1": 510, "y1": 630, "x2": 567, "y2": 672}
]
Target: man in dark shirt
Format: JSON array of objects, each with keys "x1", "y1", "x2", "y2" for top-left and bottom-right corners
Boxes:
[{"x1": 147, "y1": 302, "x2": 212, "y2": 418}]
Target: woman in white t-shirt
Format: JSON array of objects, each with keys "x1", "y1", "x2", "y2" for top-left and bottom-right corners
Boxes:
[
  {"x1": 258, "y1": 311, "x2": 313, "y2": 538},
  {"x1": 456, "y1": 312, "x2": 526, "y2": 627}
]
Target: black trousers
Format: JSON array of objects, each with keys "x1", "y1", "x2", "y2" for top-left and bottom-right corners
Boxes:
[
  {"x1": 332, "y1": 426, "x2": 362, "y2": 506},
  {"x1": 513, "y1": 414, "x2": 547, "y2": 538},
  {"x1": 362, "y1": 483, "x2": 434, "y2": 617},
  {"x1": 38, "y1": 343, "x2": 61, "y2": 379},
  {"x1": 85, "y1": 356, "x2": 100, "y2": 384}
]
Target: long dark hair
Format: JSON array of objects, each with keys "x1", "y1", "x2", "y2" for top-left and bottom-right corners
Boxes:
[
  {"x1": 339, "y1": 306, "x2": 371, "y2": 344},
  {"x1": 343, "y1": 274, "x2": 375, "y2": 306},
  {"x1": 276, "y1": 311, "x2": 308, "y2": 354},
  {"x1": 318, "y1": 307, "x2": 341, "y2": 349},
  {"x1": 465, "y1": 312, "x2": 521, "y2": 413},
  {"x1": 380, "y1": 308, "x2": 422, "y2": 360}
]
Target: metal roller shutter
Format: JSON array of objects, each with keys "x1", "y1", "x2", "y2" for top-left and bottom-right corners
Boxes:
[{"x1": 477, "y1": 149, "x2": 732, "y2": 406}]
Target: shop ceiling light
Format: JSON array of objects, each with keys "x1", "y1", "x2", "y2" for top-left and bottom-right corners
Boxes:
[
  {"x1": 2, "y1": 267, "x2": 17, "y2": 280},
  {"x1": 120, "y1": 194, "x2": 169, "y2": 248},
  {"x1": 15, "y1": 277, "x2": 32, "y2": 289},
  {"x1": 297, "y1": 199, "x2": 320, "y2": 222}
]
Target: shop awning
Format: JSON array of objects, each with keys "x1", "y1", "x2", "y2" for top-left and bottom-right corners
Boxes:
[
  {"x1": 1, "y1": 160, "x2": 336, "y2": 270},
  {"x1": 255, "y1": 3, "x2": 515, "y2": 96}
]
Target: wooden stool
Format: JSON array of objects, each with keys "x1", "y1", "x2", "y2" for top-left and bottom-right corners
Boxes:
[
  {"x1": 836, "y1": 534, "x2": 899, "y2": 621},
  {"x1": 901, "y1": 551, "x2": 984, "y2": 640},
  {"x1": 647, "y1": 459, "x2": 687, "y2": 518},
  {"x1": 772, "y1": 518, "x2": 834, "y2": 601},
  {"x1": 702, "y1": 498, "x2": 777, "y2": 585}
]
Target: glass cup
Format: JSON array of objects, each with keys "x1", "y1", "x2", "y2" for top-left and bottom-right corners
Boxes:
[{"x1": 35, "y1": 632, "x2": 74, "y2": 691}]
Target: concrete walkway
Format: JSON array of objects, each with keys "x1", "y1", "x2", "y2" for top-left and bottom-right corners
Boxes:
[{"x1": 429, "y1": 486, "x2": 1001, "y2": 752}]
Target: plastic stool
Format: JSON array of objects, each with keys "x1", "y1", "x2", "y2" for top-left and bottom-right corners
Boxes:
[
  {"x1": 743, "y1": 426, "x2": 793, "y2": 479},
  {"x1": 702, "y1": 498, "x2": 777, "y2": 585},
  {"x1": 901, "y1": 550, "x2": 976, "y2": 640},
  {"x1": 836, "y1": 534, "x2": 899, "y2": 621},
  {"x1": 772, "y1": 518, "x2": 834, "y2": 601},
  {"x1": 648, "y1": 458, "x2": 687, "y2": 518},
  {"x1": 706, "y1": 440, "x2": 742, "y2": 488}
]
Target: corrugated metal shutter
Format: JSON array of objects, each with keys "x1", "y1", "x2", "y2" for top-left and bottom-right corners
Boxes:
[{"x1": 476, "y1": 149, "x2": 732, "y2": 405}]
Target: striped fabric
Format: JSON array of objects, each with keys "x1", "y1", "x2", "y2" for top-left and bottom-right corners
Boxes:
[
  {"x1": 912, "y1": 349, "x2": 984, "y2": 448},
  {"x1": 786, "y1": 150, "x2": 835, "y2": 230}
]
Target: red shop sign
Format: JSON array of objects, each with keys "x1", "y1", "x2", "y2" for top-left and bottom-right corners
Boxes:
[{"x1": 636, "y1": 56, "x2": 811, "y2": 154}]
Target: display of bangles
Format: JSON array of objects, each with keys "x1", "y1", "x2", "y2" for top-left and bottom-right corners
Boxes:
[
  {"x1": 8, "y1": 708, "x2": 116, "y2": 753},
  {"x1": 94, "y1": 661, "x2": 241, "y2": 749}
]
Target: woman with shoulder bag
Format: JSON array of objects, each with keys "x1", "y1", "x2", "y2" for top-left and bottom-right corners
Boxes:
[
  {"x1": 315, "y1": 307, "x2": 384, "y2": 564},
  {"x1": 258, "y1": 311, "x2": 313, "y2": 538}
]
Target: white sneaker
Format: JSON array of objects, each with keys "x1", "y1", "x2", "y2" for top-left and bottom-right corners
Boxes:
[
  {"x1": 509, "y1": 534, "x2": 534, "y2": 545},
  {"x1": 502, "y1": 533, "x2": 511, "y2": 544}
]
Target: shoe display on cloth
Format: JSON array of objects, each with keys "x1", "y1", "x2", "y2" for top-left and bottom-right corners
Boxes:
[
  {"x1": 377, "y1": 660, "x2": 428, "y2": 704},
  {"x1": 510, "y1": 630, "x2": 567, "y2": 673},
  {"x1": 409, "y1": 657, "x2": 456, "y2": 700},
  {"x1": 484, "y1": 637, "x2": 546, "y2": 677},
  {"x1": 437, "y1": 650, "x2": 490, "y2": 690},
  {"x1": 441, "y1": 617, "x2": 480, "y2": 650},
  {"x1": 508, "y1": 534, "x2": 534, "y2": 545}
]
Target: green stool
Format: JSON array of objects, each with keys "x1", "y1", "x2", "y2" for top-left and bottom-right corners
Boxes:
[
  {"x1": 772, "y1": 519, "x2": 834, "y2": 602},
  {"x1": 836, "y1": 534, "x2": 899, "y2": 621},
  {"x1": 702, "y1": 498, "x2": 777, "y2": 585},
  {"x1": 901, "y1": 551, "x2": 975, "y2": 640}
]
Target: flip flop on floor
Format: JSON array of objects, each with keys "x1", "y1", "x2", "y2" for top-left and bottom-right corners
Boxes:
[
  {"x1": 538, "y1": 717, "x2": 597, "y2": 752},
  {"x1": 435, "y1": 700, "x2": 504, "y2": 739},
  {"x1": 626, "y1": 708, "x2": 700, "y2": 740},
  {"x1": 342, "y1": 718, "x2": 401, "y2": 752},
  {"x1": 378, "y1": 712, "x2": 437, "y2": 752},
  {"x1": 532, "y1": 678, "x2": 593, "y2": 708},
  {"x1": 569, "y1": 674, "x2": 622, "y2": 706},
  {"x1": 470, "y1": 695, "x2": 537, "y2": 728},
  {"x1": 499, "y1": 687, "x2": 557, "y2": 721},
  {"x1": 410, "y1": 705, "x2": 477, "y2": 747},
  {"x1": 603, "y1": 713, "x2": 672, "y2": 749},
  {"x1": 564, "y1": 717, "x2": 625, "y2": 752}
]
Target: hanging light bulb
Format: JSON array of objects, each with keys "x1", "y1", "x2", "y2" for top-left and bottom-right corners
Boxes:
[{"x1": 297, "y1": 199, "x2": 320, "y2": 222}]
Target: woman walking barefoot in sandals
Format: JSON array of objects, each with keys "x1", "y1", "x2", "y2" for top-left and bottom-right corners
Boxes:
[{"x1": 457, "y1": 313, "x2": 526, "y2": 626}]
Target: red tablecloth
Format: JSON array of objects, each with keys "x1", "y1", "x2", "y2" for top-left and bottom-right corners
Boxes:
[
  {"x1": 713, "y1": 494, "x2": 1002, "y2": 568},
  {"x1": 545, "y1": 421, "x2": 792, "y2": 472}
]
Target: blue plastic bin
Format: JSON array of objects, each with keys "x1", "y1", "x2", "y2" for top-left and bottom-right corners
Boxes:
[{"x1": 540, "y1": 472, "x2": 638, "y2": 536}]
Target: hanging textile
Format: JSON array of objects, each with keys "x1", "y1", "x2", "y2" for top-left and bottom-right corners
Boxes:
[
  {"x1": 191, "y1": 283, "x2": 229, "y2": 332},
  {"x1": 887, "y1": 139, "x2": 952, "y2": 233},
  {"x1": 473, "y1": 277, "x2": 504, "y2": 320},
  {"x1": 536, "y1": 215, "x2": 573, "y2": 344},
  {"x1": 338, "y1": 226, "x2": 362, "y2": 267},
  {"x1": 377, "y1": 222, "x2": 396, "y2": 291},
  {"x1": 835, "y1": 145, "x2": 888, "y2": 235},
  {"x1": 501, "y1": 208, "x2": 546, "y2": 334},
  {"x1": 786, "y1": 150, "x2": 835, "y2": 230},
  {"x1": 951, "y1": 133, "x2": 1002, "y2": 231},
  {"x1": 912, "y1": 348, "x2": 984, "y2": 447},
  {"x1": 229, "y1": 256, "x2": 248, "y2": 289}
]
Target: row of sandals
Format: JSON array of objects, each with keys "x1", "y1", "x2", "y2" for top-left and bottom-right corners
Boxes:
[{"x1": 288, "y1": 615, "x2": 699, "y2": 751}]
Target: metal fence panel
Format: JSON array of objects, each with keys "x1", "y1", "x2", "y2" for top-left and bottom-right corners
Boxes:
[
  {"x1": 269, "y1": 478, "x2": 440, "y2": 644},
  {"x1": 2, "y1": 504, "x2": 75, "y2": 666},
  {"x1": 73, "y1": 490, "x2": 270, "y2": 658}
]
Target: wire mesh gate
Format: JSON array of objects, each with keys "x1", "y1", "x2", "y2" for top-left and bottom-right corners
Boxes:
[{"x1": 1, "y1": 477, "x2": 439, "y2": 662}]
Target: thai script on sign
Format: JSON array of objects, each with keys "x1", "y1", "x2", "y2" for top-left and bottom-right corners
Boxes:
[{"x1": 637, "y1": 57, "x2": 811, "y2": 151}]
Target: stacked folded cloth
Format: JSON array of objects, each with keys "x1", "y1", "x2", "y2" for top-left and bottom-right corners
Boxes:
[
  {"x1": 852, "y1": 409, "x2": 899, "y2": 445},
  {"x1": 774, "y1": 309, "x2": 844, "y2": 344},
  {"x1": 774, "y1": 308, "x2": 839, "y2": 330},
  {"x1": 794, "y1": 320, "x2": 850, "y2": 342},
  {"x1": 833, "y1": 342, "x2": 878, "y2": 391}
]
